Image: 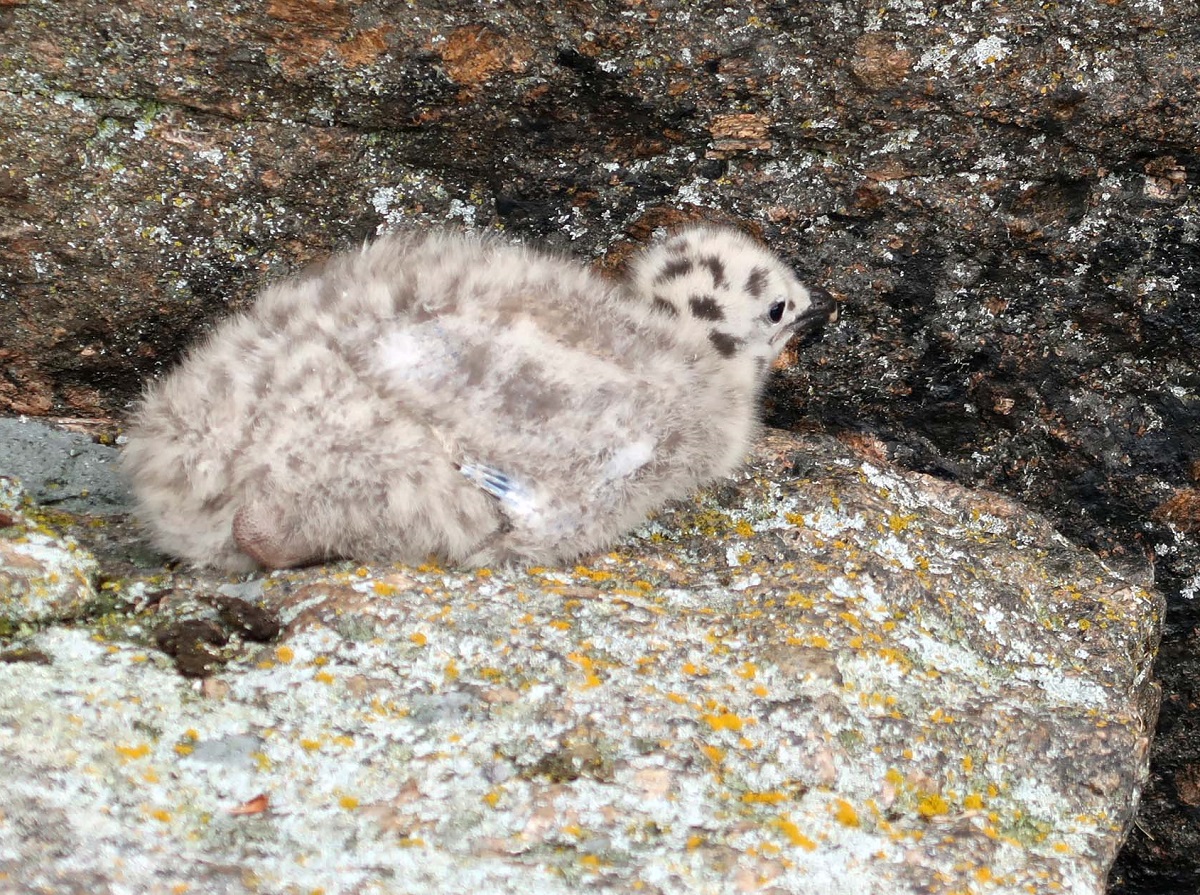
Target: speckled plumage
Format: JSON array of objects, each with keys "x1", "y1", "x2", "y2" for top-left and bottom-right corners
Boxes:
[{"x1": 123, "y1": 225, "x2": 834, "y2": 572}]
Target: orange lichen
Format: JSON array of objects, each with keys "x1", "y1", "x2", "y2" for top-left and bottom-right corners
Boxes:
[
  {"x1": 917, "y1": 794, "x2": 950, "y2": 818},
  {"x1": 833, "y1": 799, "x2": 860, "y2": 827},
  {"x1": 735, "y1": 662, "x2": 758, "y2": 680},
  {"x1": 702, "y1": 712, "x2": 747, "y2": 732},
  {"x1": 773, "y1": 816, "x2": 817, "y2": 850},
  {"x1": 742, "y1": 791, "x2": 788, "y2": 805}
]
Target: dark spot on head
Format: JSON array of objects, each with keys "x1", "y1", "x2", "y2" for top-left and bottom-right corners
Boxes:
[
  {"x1": 688, "y1": 295, "x2": 724, "y2": 321},
  {"x1": 708, "y1": 330, "x2": 741, "y2": 358},
  {"x1": 651, "y1": 295, "x2": 679, "y2": 316},
  {"x1": 654, "y1": 257, "x2": 693, "y2": 283},
  {"x1": 787, "y1": 299, "x2": 795, "y2": 310},
  {"x1": 745, "y1": 267, "x2": 769, "y2": 299},
  {"x1": 699, "y1": 255, "x2": 729, "y2": 289},
  {"x1": 666, "y1": 237, "x2": 690, "y2": 255}
]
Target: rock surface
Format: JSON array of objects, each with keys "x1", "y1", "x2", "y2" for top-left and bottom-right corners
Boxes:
[
  {"x1": 0, "y1": 430, "x2": 1161, "y2": 894},
  {"x1": 1, "y1": 1, "x2": 1196, "y2": 888},
  {"x1": 0, "y1": 417, "x2": 131, "y2": 515},
  {"x1": 0, "y1": 475, "x2": 100, "y2": 628}
]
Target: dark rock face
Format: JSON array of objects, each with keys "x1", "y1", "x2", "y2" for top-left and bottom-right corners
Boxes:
[{"x1": 0, "y1": 2, "x2": 1197, "y2": 889}]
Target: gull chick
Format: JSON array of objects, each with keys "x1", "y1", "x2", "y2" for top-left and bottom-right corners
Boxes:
[{"x1": 123, "y1": 225, "x2": 835, "y2": 572}]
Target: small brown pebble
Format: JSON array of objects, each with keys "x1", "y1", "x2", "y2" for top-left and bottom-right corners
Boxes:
[
  {"x1": 155, "y1": 619, "x2": 228, "y2": 653},
  {"x1": 228, "y1": 792, "x2": 270, "y2": 816},
  {"x1": 201, "y1": 678, "x2": 232, "y2": 699},
  {"x1": 0, "y1": 648, "x2": 52, "y2": 665},
  {"x1": 137, "y1": 588, "x2": 172, "y2": 611},
  {"x1": 155, "y1": 619, "x2": 230, "y2": 678},
  {"x1": 209, "y1": 596, "x2": 281, "y2": 642}
]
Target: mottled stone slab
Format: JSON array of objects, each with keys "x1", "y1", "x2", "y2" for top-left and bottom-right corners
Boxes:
[{"x1": 0, "y1": 432, "x2": 1160, "y2": 893}]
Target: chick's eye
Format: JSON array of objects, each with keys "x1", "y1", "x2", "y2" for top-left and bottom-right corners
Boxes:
[{"x1": 767, "y1": 301, "x2": 786, "y2": 324}]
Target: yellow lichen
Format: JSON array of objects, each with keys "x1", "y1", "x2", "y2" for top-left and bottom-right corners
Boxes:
[
  {"x1": 833, "y1": 799, "x2": 860, "y2": 827},
  {"x1": 735, "y1": 662, "x2": 757, "y2": 680},
  {"x1": 702, "y1": 712, "x2": 747, "y2": 732},
  {"x1": 917, "y1": 794, "x2": 949, "y2": 818},
  {"x1": 774, "y1": 816, "x2": 817, "y2": 850},
  {"x1": 742, "y1": 791, "x2": 788, "y2": 805},
  {"x1": 574, "y1": 566, "x2": 615, "y2": 582}
]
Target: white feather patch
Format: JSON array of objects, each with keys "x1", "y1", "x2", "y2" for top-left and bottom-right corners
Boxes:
[
  {"x1": 603, "y1": 438, "x2": 656, "y2": 481},
  {"x1": 372, "y1": 323, "x2": 463, "y2": 385}
]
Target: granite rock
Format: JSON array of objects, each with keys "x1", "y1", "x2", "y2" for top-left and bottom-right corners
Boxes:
[{"x1": 0, "y1": 431, "x2": 1161, "y2": 894}]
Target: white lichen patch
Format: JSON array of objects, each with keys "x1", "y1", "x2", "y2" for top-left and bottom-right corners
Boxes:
[
  {"x1": 0, "y1": 478, "x2": 100, "y2": 624},
  {"x1": 966, "y1": 35, "x2": 1011, "y2": 67}
]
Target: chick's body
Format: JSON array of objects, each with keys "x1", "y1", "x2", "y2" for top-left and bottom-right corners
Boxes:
[{"x1": 124, "y1": 227, "x2": 831, "y2": 572}]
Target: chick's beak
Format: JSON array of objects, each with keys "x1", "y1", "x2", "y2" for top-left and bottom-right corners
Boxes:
[{"x1": 800, "y1": 286, "x2": 837, "y2": 326}]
